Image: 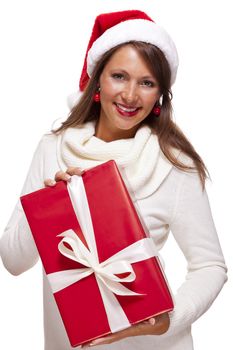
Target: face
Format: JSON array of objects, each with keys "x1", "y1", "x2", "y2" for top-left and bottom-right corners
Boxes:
[{"x1": 95, "y1": 45, "x2": 160, "y2": 142}]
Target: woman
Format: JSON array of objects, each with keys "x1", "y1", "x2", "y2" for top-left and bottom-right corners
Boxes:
[{"x1": 0, "y1": 9, "x2": 228, "y2": 350}]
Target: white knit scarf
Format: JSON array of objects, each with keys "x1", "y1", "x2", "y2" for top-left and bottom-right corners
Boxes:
[{"x1": 56, "y1": 120, "x2": 176, "y2": 199}]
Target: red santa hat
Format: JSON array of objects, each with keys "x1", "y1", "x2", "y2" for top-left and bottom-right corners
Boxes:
[{"x1": 67, "y1": 9, "x2": 179, "y2": 109}]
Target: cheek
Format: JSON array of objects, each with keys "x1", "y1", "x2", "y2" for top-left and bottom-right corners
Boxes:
[
  {"x1": 100, "y1": 78, "x2": 122, "y2": 99},
  {"x1": 142, "y1": 93, "x2": 158, "y2": 108}
]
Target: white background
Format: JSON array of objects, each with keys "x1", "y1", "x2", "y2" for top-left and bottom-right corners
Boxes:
[{"x1": 0, "y1": 1, "x2": 232, "y2": 349}]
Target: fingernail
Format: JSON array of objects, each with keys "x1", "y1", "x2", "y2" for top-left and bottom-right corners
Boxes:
[
  {"x1": 65, "y1": 174, "x2": 71, "y2": 181},
  {"x1": 82, "y1": 342, "x2": 94, "y2": 347},
  {"x1": 149, "y1": 318, "x2": 156, "y2": 325},
  {"x1": 90, "y1": 338, "x2": 105, "y2": 345}
]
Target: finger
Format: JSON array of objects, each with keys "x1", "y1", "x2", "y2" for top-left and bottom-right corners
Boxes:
[
  {"x1": 85, "y1": 321, "x2": 151, "y2": 347},
  {"x1": 141, "y1": 317, "x2": 157, "y2": 325},
  {"x1": 66, "y1": 167, "x2": 84, "y2": 176},
  {"x1": 54, "y1": 171, "x2": 71, "y2": 182},
  {"x1": 88, "y1": 336, "x2": 115, "y2": 346},
  {"x1": 88, "y1": 329, "x2": 129, "y2": 346},
  {"x1": 144, "y1": 314, "x2": 168, "y2": 328},
  {"x1": 148, "y1": 318, "x2": 156, "y2": 326},
  {"x1": 154, "y1": 312, "x2": 169, "y2": 323},
  {"x1": 89, "y1": 324, "x2": 139, "y2": 346},
  {"x1": 44, "y1": 178, "x2": 57, "y2": 187}
]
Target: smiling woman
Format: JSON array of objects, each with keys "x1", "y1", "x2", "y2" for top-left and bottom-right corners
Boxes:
[
  {"x1": 54, "y1": 36, "x2": 206, "y2": 185},
  {"x1": 0, "y1": 8, "x2": 227, "y2": 350}
]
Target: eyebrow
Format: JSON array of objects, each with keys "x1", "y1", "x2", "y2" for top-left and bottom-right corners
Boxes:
[{"x1": 110, "y1": 69, "x2": 156, "y2": 80}]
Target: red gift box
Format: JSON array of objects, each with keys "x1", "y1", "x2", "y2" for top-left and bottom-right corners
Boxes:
[{"x1": 20, "y1": 160, "x2": 174, "y2": 347}]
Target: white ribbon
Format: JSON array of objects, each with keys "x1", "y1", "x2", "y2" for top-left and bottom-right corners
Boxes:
[{"x1": 47, "y1": 175, "x2": 159, "y2": 333}]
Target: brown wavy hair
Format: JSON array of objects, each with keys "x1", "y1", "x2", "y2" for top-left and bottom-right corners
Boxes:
[{"x1": 51, "y1": 41, "x2": 210, "y2": 190}]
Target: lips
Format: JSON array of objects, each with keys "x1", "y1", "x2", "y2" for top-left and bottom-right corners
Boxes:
[
  {"x1": 115, "y1": 102, "x2": 139, "y2": 111},
  {"x1": 114, "y1": 102, "x2": 140, "y2": 113},
  {"x1": 114, "y1": 102, "x2": 141, "y2": 117}
]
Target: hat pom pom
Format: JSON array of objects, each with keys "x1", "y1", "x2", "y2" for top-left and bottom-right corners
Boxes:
[{"x1": 67, "y1": 90, "x2": 84, "y2": 110}]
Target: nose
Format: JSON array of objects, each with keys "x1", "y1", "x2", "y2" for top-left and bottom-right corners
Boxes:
[{"x1": 121, "y1": 82, "x2": 138, "y2": 105}]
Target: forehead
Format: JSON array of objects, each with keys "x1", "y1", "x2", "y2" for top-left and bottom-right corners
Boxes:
[{"x1": 103, "y1": 45, "x2": 154, "y2": 76}]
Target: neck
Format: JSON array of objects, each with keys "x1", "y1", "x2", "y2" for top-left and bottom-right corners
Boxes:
[{"x1": 94, "y1": 118, "x2": 140, "y2": 142}]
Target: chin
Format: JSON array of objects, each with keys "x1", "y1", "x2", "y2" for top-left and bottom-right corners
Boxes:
[{"x1": 115, "y1": 122, "x2": 143, "y2": 136}]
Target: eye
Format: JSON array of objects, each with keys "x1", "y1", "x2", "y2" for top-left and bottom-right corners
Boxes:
[
  {"x1": 141, "y1": 80, "x2": 155, "y2": 87},
  {"x1": 112, "y1": 73, "x2": 124, "y2": 80}
]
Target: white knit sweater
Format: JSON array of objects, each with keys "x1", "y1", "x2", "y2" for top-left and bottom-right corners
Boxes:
[{"x1": 0, "y1": 121, "x2": 228, "y2": 350}]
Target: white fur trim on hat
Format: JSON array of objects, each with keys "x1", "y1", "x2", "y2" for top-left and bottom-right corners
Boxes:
[{"x1": 87, "y1": 19, "x2": 179, "y2": 85}]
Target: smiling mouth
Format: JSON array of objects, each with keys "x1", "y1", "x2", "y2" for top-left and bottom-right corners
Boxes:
[
  {"x1": 113, "y1": 102, "x2": 141, "y2": 117},
  {"x1": 114, "y1": 102, "x2": 141, "y2": 113}
]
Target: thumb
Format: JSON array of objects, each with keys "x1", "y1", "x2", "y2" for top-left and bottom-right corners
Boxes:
[{"x1": 142, "y1": 318, "x2": 156, "y2": 326}]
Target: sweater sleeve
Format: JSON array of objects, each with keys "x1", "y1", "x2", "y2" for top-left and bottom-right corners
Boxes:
[
  {"x1": 158, "y1": 170, "x2": 228, "y2": 338},
  {"x1": 0, "y1": 136, "x2": 46, "y2": 276}
]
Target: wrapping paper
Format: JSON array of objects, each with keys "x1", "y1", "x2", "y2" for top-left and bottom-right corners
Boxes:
[{"x1": 20, "y1": 160, "x2": 174, "y2": 347}]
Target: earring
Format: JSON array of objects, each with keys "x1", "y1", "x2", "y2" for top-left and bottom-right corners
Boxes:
[
  {"x1": 153, "y1": 105, "x2": 161, "y2": 116},
  {"x1": 93, "y1": 86, "x2": 101, "y2": 102},
  {"x1": 153, "y1": 94, "x2": 163, "y2": 117}
]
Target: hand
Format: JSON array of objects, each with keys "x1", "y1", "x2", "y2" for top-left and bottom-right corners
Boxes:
[
  {"x1": 44, "y1": 167, "x2": 84, "y2": 187},
  {"x1": 81, "y1": 312, "x2": 170, "y2": 348}
]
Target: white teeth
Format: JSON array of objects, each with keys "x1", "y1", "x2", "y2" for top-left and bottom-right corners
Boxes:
[{"x1": 116, "y1": 103, "x2": 138, "y2": 112}]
